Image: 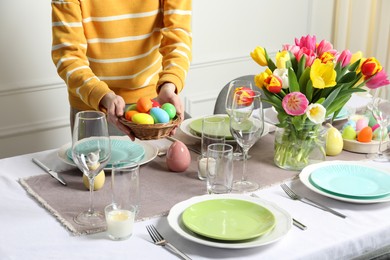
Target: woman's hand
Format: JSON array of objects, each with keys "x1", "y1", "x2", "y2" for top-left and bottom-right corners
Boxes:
[
  {"x1": 100, "y1": 92, "x2": 136, "y2": 140},
  {"x1": 157, "y1": 83, "x2": 185, "y2": 136}
]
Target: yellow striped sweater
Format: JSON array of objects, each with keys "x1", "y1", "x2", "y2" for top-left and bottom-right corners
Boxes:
[{"x1": 51, "y1": 0, "x2": 192, "y2": 111}]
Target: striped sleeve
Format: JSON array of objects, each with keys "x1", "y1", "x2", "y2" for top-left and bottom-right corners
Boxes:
[
  {"x1": 158, "y1": 0, "x2": 192, "y2": 93},
  {"x1": 51, "y1": 0, "x2": 112, "y2": 111}
]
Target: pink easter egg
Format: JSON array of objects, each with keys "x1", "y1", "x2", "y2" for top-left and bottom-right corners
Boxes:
[{"x1": 355, "y1": 117, "x2": 369, "y2": 132}]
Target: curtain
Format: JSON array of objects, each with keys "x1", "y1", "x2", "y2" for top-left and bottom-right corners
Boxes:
[{"x1": 333, "y1": 0, "x2": 390, "y2": 99}]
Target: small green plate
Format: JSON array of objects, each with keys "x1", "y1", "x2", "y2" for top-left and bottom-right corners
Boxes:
[
  {"x1": 189, "y1": 115, "x2": 233, "y2": 140},
  {"x1": 182, "y1": 199, "x2": 276, "y2": 241}
]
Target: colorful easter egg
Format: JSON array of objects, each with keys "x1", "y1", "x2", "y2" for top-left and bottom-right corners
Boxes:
[
  {"x1": 137, "y1": 97, "x2": 153, "y2": 113},
  {"x1": 356, "y1": 117, "x2": 369, "y2": 132},
  {"x1": 131, "y1": 113, "x2": 154, "y2": 124},
  {"x1": 161, "y1": 103, "x2": 176, "y2": 119},
  {"x1": 150, "y1": 107, "x2": 170, "y2": 123},
  {"x1": 357, "y1": 126, "x2": 372, "y2": 143}
]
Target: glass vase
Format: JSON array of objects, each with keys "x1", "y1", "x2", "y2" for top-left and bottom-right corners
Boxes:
[{"x1": 274, "y1": 120, "x2": 326, "y2": 171}]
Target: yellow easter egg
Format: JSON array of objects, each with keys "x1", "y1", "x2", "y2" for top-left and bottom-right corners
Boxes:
[{"x1": 132, "y1": 113, "x2": 154, "y2": 124}]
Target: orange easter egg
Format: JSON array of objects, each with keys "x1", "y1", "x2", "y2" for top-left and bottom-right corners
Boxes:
[
  {"x1": 136, "y1": 97, "x2": 153, "y2": 113},
  {"x1": 357, "y1": 126, "x2": 372, "y2": 143},
  {"x1": 125, "y1": 110, "x2": 139, "y2": 121}
]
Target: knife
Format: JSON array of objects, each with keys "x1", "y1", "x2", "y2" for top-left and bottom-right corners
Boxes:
[{"x1": 32, "y1": 158, "x2": 67, "y2": 186}]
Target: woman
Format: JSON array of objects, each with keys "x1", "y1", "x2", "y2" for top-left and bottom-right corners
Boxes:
[{"x1": 51, "y1": 0, "x2": 192, "y2": 139}]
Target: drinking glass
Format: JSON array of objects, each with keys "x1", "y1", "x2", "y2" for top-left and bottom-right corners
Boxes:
[
  {"x1": 225, "y1": 80, "x2": 253, "y2": 160},
  {"x1": 367, "y1": 98, "x2": 390, "y2": 162},
  {"x1": 206, "y1": 143, "x2": 233, "y2": 194},
  {"x1": 230, "y1": 90, "x2": 264, "y2": 192},
  {"x1": 201, "y1": 115, "x2": 226, "y2": 156},
  {"x1": 72, "y1": 111, "x2": 111, "y2": 226},
  {"x1": 106, "y1": 161, "x2": 139, "y2": 240}
]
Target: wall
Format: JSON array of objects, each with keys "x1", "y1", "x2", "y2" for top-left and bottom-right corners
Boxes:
[{"x1": 1, "y1": 0, "x2": 388, "y2": 158}]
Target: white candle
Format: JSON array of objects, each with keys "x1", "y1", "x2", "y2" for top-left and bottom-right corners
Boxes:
[
  {"x1": 106, "y1": 209, "x2": 135, "y2": 240},
  {"x1": 198, "y1": 157, "x2": 216, "y2": 180}
]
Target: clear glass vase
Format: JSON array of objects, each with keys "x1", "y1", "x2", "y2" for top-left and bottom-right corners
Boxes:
[{"x1": 274, "y1": 120, "x2": 326, "y2": 171}]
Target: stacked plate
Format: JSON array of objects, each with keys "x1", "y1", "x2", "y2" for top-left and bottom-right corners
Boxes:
[
  {"x1": 57, "y1": 136, "x2": 158, "y2": 170},
  {"x1": 180, "y1": 114, "x2": 270, "y2": 141},
  {"x1": 299, "y1": 161, "x2": 390, "y2": 203},
  {"x1": 167, "y1": 194, "x2": 292, "y2": 249}
]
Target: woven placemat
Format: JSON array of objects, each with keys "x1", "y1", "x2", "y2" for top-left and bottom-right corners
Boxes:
[{"x1": 19, "y1": 133, "x2": 365, "y2": 236}]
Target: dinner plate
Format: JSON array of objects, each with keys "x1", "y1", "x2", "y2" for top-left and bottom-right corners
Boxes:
[
  {"x1": 167, "y1": 194, "x2": 292, "y2": 249},
  {"x1": 180, "y1": 115, "x2": 270, "y2": 142},
  {"x1": 299, "y1": 161, "x2": 390, "y2": 203},
  {"x1": 189, "y1": 115, "x2": 233, "y2": 140},
  {"x1": 182, "y1": 199, "x2": 276, "y2": 241},
  {"x1": 309, "y1": 164, "x2": 390, "y2": 199},
  {"x1": 66, "y1": 138, "x2": 145, "y2": 167},
  {"x1": 58, "y1": 136, "x2": 158, "y2": 170}
]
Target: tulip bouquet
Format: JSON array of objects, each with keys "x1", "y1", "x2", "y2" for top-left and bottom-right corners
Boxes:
[{"x1": 251, "y1": 34, "x2": 390, "y2": 170}]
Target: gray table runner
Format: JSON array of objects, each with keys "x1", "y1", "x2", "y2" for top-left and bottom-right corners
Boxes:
[{"x1": 19, "y1": 133, "x2": 365, "y2": 235}]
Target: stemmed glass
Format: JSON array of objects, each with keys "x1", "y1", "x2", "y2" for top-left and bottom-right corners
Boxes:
[
  {"x1": 230, "y1": 90, "x2": 264, "y2": 192},
  {"x1": 225, "y1": 80, "x2": 253, "y2": 159},
  {"x1": 72, "y1": 111, "x2": 111, "y2": 226},
  {"x1": 367, "y1": 98, "x2": 390, "y2": 162}
]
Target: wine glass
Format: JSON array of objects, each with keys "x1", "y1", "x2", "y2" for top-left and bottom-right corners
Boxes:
[
  {"x1": 230, "y1": 90, "x2": 264, "y2": 192},
  {"x1": 367, "y1": 98, "x2": 390, "y2": 162},
  {"x1": 72, "y1": 111, "x2": 111, "y2": 226},
  {"x1": 225, "y1": 80, "x2": 254, "y2": 159}
]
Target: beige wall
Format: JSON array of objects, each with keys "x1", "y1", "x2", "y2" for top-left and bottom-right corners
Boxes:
[{"x1": 0, "y1": 0, "x2": 388, "y2": 158}]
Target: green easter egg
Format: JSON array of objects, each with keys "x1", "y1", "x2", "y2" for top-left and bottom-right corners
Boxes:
[
  {"x1": 342, "y1": 125, "x2": 357, "y2": 140},
  {"x1": 161, "y1": 103, "x2": 176, "y2": 119}
]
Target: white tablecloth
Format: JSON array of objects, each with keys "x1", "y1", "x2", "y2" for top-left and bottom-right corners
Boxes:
[{"x1": 1, "y1": 148, "x2": 390, "y2": 259}]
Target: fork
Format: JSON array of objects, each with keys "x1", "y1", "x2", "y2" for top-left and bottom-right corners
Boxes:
[
  {"x1": 146, "y1": 225, "x2": 192, "y2": 260},
  {"x1": 280, "y1": 183, "x2": 346, "y2": 219}
]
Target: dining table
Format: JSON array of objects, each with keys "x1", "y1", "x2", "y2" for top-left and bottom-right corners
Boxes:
[{"x1": 1, "y1": 121, "x2": 390, "y2": 260}]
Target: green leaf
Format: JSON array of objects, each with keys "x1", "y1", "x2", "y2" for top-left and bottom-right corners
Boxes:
[
  {"x1": 305, "y1": 80, "x2": 313, "y2": 101},
  {"x1": 264, "y1": 49, "x2": 276, "y2": 71},
  {"x1": 348, "y1": 59, "x2": 361, "y2": 72},
  {"x1": 338, "y1": 72, "x2": 357, "y2": 83},
  {"x1": 288, "y1": 67, "x2": 300, "y2": 92},
  {"x1": 297, "y1": 55, "x2": 306, "y2": 80},
  {"x1": 299, "y1": 67, "x2": 311, "y2": 90}
]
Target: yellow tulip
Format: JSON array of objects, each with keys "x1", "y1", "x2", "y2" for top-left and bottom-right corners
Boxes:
[
  {"x1": 251, "y1": 46, "x2": 268, "y2": 66},
  {"x1": 276, "y1": 50, "x2": 290, "y2": 69},
  {"x1": 310, "y1": 59, "x2": 337, "y2": 89},
  {"x1": 254, "y1": 68, "x2": 272, "y2": 89}
]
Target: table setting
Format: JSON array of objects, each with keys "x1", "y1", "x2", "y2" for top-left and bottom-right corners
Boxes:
[{"x1": 1, "y1": 34, "x2": 390, "y2": 259}]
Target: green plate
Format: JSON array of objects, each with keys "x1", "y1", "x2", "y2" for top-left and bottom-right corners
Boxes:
[
  {"x1": 182, "y1": 199, "x2": 276, "y2": 241},
  {"x1": 309, "y1": 164, "x2": 390, "y2": 199},
  {"x1": 189, "y1": 115, "x2": 233, "y2": 140},
  {"x1": 67, "y1": 139, "x2": 145, "y2": 167}
]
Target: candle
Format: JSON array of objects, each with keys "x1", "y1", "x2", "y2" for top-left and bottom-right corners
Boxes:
[
  {"x1": 105, "y1": 205, "x2": 135, "y2": 240},
  {"x1": 197, "y1": 157, "x2": 216, "y2": 180}
]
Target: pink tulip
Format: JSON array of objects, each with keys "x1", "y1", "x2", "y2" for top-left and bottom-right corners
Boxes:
[
  {"x1": 365, "y1": 69, "x2": 390, "y2": 89},
  {"x1": 316, "y1": 40, "x2": 337, "y2": 57},
  {"x1": 297, "y1": 47, "x2": 316, "y2": 67},
  {"x1": 337, "y1": 50, "x2": 352, "y2": 67},
  {"x1": 282, "y1": 92, "x2": 309, "y2": 116},
  {"x1": 283, "y1": 44, "x2": 300, "y2": 56},
  {"x1": 295, "y1": 35, "x2": 316, "y2": 52}
]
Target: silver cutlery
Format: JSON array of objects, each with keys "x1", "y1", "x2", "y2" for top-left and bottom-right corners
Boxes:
[
  {"x1": 250, "y1": 193, "x2": 307, "y2": 230},
  {"x1": 280, "y1": 183, "x2": 346, "y2": 219},
  {"x1": 32, "y1": 158, "x2": 67, "y2": 186},
  {"x1": 146, "y1": 225, "x2": 192, "y2": 260}
]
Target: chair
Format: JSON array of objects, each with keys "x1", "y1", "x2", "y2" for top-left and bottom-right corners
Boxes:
[{"x1": 213, "y1": 75, "x2": 272, "y2": 115}]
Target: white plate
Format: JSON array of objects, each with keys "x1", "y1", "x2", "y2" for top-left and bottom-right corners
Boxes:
[
  {"x1": 180, "y1": 115, "x2": 270, "y2": 142},
  {"x1": 299, "y1": 161, "x2": 390, "y2": 204},
  {"x1": 167, "y1": 194, "x2": 292, "y2": 249},
  {"x1": 57, "y1": 136, "x2": 158, "y2": 170}
]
